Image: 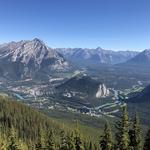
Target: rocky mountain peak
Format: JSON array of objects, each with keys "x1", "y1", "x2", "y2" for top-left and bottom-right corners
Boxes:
[
  {"x1": 0, "y1": 39, "x2": 69, "y2": 79},
  {"x1": 143, "y1": 49, "x2": 150, "y2": 56},
  {"x1": 96, "y1": 47, "x2": 104, "y2": 51},
  {"x1": 126, "y1": 49, "x2": 150, "y2": 65},
  {"x1": 33, "y1": 38, "x2": 43, "y2": 43},
  {"x1": 11, "y1": 39, "x2": 53, "y2": 65}
]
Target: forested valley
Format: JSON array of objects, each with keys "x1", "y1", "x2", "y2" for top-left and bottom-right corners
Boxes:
[{"x1": 0, "y1": 96, "x2": 149, "y2": 150}]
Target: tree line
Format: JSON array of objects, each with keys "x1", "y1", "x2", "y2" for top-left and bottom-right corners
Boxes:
[
  {"x1": 0, "y1": 106, "x2": 150, "y2": 150},
  {"x1": 0, "y1": 96, "x2": 149, "y2": 150},
  {"x1": 99, "y1": 106, "x2": 150, "y2": 150}
]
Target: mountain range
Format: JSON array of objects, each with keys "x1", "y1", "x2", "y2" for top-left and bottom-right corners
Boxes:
[
  {"x1": 0, "y1": 38, "x2": 149, "y2": 81},
  {"x1": 0, "y1": 38, "x2": 150, "y2": 125},
  {"x1": 126, "y1": 49, "x2": 150, "y2": 65},
  {"x1": 0, "y1": 38, "x2": 69, "y2": 80},
  {"x1": 57, "y1": 47, "x2": 139, "y2": 66}
]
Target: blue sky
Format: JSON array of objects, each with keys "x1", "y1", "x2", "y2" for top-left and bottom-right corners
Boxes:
[{"x1": 0, "y1": 0, "x2": 150, "y2": 51}]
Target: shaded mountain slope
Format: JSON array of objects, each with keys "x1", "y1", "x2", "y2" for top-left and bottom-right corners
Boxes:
[
  {"x1": 56, "y1": 74, "x2": 109, "y2": 98},
  {"x1": 126, "y1": 85, "x2": 150, "y2": 124}
]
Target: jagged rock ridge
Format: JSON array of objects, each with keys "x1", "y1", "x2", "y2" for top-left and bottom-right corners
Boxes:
[
  {"x1": 0, "y1": 38, "x2": 69, "y2": 79},
  {"x1": 126, "y1": 49, "x2": 150, "y2": 65}
]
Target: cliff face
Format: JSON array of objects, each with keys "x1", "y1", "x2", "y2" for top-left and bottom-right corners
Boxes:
[
  {"x1": 56, "y1": 74, "x2": 110, "y2": 99},
  {"x1": 96, "y1": 84, "x2": 109, "y2": 98}
]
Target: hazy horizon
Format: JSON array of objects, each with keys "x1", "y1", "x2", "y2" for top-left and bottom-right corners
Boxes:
[{"x1": 0, "y1": 38, "x2": 146, "y2": 52}]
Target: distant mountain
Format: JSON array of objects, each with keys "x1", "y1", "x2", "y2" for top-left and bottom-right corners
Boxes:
[
  {"x1": 0, "y1": 39, "x2": 140, "y2": 80},
  {"x1": 57, "y1": 47, "x2": 139, "y2": 66},
  {"x1": 0, "y1": 38, "x2": 69, "y2": 80},
  {"x1": 126, "y1": 49, "x2": 150, "y2": 65},
  {"x1": 56, "y1": 73, "x2": 110, "y2": 98}
]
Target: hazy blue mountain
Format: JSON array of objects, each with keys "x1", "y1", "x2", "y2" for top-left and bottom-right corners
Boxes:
[
  {"x1": 126, "y1": 49, "x2": 150, "y2": 65},
  {"x1": 57, "y1": 47, "x2": 139, "y2": 66}
]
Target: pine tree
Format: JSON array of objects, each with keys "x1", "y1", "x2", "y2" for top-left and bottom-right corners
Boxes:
[
  {"x1": 74, "y1": 129, "x2": 84, "y2": 150},
  {"x1": 26, "y1": 139, "x2": 36, "y2": 150},
  {"x1": 45, "y1": 129, "x2": 56, "y2": 150},
  {"x1": 60, "y1": 130, "x2": 68, "y2": 150},
  {"x1": 83, "y1": 140, "x2": 89, "y2": 150},
  {"x1": 89, "y1": 141, "x2": 93, "y2": 150},
  {"x1": 99, "y1": 121, "x2": 113, "y2": 150},
  {"x1": 94, "y1": 143, "x2": 99, "y2": 150},
  {"x1": 35, "y1": 128, "x2": 45, "y2": 150},
  {"x1": 19, "y1": 141, "x2": 28, "y2": 150},
  {"x1": 115, "y1": 106, "x2": 130, "y2": 150},
  {"x1": 129, "y1": 114, "x2": 142, "y2": 150},
  {"x1": 0, "y1": 134, "x2": 7, "y2": 150},
  {"x1": 66, "y1": 132, "x2": 76, "y2": 150},
  {"x1": 143, "y1": 128, "x2": 150, "y2": 150},
  {"x1": 7, "y1": 127, "x2": 20, "y2": 150}
]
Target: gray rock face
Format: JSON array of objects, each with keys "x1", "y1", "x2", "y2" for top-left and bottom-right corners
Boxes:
[
  {"x1": 0, "y1": 38, "x2": 69, "y2": 79},
  {"x1": 96, "y1": 84, "x2": 109, "y2": 98},
  {"x1": 56, "y1": 47, "x2": 139, "y2": 65}
]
